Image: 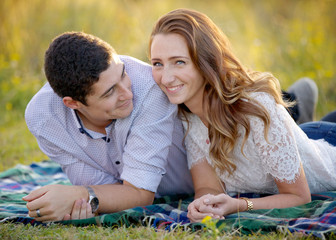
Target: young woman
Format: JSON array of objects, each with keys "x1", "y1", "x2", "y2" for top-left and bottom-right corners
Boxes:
[{"x1": 149, "y1": 8, "x2": 336, "y2": 222}]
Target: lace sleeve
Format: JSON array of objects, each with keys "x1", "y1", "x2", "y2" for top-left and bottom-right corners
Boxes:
[
  {"x1": 182, "y1": 115, "x2": 209, "y2": 169},
  {"x1": 250, "y1": 93, "x2": 302, "y2": 183}
]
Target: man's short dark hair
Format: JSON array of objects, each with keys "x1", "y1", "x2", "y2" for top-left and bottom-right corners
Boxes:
[{"x1": 44, "y1": 31, "x2": 115, "y2": 105}]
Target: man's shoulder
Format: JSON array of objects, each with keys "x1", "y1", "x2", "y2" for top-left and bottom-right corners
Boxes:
[
  {"x1": 119, "y1": 55, "x2": 151, "y2": 68},
  {"x1": 119, "y1": 55, "x2": 153, "y2": 84},
  {"x1": 120, "y1": 55, "x2": 164, "y2": 103},
  {"x1": 25, "y1": 83, "x2": 68, "y2": 134}
]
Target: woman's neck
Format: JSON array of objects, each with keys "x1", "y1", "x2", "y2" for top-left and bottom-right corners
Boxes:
[{"x1": 185, "y1": 102, "x2": 208, "y2": 128}]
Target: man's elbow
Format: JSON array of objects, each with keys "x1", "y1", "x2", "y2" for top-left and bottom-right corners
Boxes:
[
  {"x1": 139, "y1": 190, "x2": 155, "y2": 206},
  {"x1": 302, "y1": 193, "x2": 312, "y2": 205}
]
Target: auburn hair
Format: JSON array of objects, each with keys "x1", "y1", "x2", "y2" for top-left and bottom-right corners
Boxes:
[{"x1": 149, "y1": 8, "x2": 288, "y2": 175}]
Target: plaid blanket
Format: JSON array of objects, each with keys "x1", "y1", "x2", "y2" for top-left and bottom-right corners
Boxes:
[{"x1": 1, "y1": 161, "x2": 336, "y2": 238}]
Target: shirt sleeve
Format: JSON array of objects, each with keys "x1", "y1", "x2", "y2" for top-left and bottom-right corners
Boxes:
[
  {"x1": 36, "y1": 136, "x2": 119, "y2": 185},
  {"x1": 250, "y1": 93, "x2": 302, "y2": 183},
  {"x1": 120, "y1": 85, "x2": 178, "y2": 192}
]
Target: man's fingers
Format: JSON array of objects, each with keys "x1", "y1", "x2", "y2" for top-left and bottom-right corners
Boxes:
[
  {"x1": 63, "y1": 214, "x2": 71, "y2": 221},
  {"x1": 70, "y1": 199, "x2": 95, "y2": 220},
  {"x1": 79, "y1": 199, "x2": 87, "y2": 219},
  {"x1": 28, "y1": 208, "x2": 44, "y2": 218},
  {"x1": 27, "y1": 208, "x2": 56, "y2": 222},
  {"x1": 70, "y1": 199, "x2": 83, "y2": 220},
  {"x1": 26, "y1": 197, "x2": 47, "y2": 214},
  {"x1": 23, "y1": 187, "x2": 48, "y2": 202}
]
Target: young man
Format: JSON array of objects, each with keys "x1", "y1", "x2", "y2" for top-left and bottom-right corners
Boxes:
[{"x1": 23, "y1": 32, "x2": 193, "y2": 222}]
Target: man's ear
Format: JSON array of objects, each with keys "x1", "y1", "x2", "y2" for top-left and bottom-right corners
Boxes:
[{"x1": 63, "y1": 96, "x2": 81, "y2": 110}]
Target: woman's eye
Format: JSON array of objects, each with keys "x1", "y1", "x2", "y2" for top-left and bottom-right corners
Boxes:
[
  {"x1": 176, "y1": 60, "x2": 185, "y2": 65},
  {"x1": 152, "y1": 62, "x2": 163, "y2": 67}
]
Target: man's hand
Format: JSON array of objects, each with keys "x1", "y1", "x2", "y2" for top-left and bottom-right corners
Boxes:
[
  {"x1": 63, "y1": 198, "x2": 95, "y2": 220},
  {"x1": 22, "y1": 184, "x2": 87, "y2": 222},
  {"x1": 22, "y1": 182, "x2": 155, "y2": 222}
]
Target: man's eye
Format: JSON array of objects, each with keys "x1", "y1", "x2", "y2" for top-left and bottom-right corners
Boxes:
[
  {"x1": 105, "y1": 89, "x2": 114, "y2": 97},
  {"x1": 121, "y1": 71, "x2": 127, "y2": 79}
]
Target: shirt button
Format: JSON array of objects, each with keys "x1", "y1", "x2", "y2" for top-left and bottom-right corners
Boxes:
[{"x1": 115, "y1": 161, "x2": 120, "y2": 165}]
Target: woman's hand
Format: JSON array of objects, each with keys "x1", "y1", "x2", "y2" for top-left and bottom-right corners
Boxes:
[
  {"x1": 188, "y1": 193, "x2": 246, "y2": 222},
  {"x1": 199, "y1": 193, "x2": 243, "y2": 216},
  {"x1": 187, "y1": 194, "x2": 225, "y2": 222}
]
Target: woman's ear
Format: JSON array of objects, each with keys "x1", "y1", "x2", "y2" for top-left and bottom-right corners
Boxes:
[{"x1": 63, "y1": 96, "x2": 81, "y2": 110}]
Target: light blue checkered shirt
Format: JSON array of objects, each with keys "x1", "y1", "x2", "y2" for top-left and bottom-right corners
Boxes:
[{"x1": 25, "y1": 56, "x2": 193, "y2": 197}]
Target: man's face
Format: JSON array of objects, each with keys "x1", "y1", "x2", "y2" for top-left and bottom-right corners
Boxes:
[{"x1": 76, "y1": 54, "x2": 133, "y2": 132}]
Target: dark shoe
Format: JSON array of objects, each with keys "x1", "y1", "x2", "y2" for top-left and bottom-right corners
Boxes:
[{"x1": 288, "y1": 77, "x2": 318, "y2": 124}]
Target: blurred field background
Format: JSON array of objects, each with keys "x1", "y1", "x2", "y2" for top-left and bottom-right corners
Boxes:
[{"x1": 1, "y1": 0, "x2": 335, "y2": 170}]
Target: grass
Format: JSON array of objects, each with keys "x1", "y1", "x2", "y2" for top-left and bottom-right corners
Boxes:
[
  {"x1": 1, "y1": 0, "x2": 335, "y2": 238},
  {"x1": 0, "y1": 223, "x2": 323, "y2": 240}
]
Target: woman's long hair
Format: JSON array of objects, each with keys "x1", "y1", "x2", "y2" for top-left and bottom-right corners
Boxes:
[{"x1": 149, "y1": 8, "x2": 288, "y2": 175}]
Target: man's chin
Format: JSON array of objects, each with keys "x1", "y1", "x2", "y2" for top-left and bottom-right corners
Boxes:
[{"x1": 119, "y1": 104, "x2": 134, "y2": 119}]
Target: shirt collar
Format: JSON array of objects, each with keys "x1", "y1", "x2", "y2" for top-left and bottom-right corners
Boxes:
[
  {"x1": 72, "y1": 109, "x2": 116, "y2": 141},
  {"x1": 72, "y1": 109, "x2": 94, "y2": 138}
]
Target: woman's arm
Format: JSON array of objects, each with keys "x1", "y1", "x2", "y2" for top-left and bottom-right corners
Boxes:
[
  {"x1": 255, "y1": 164, "x2": 311, "y2": 209},
  {"x1": 191, "y1": 159, "x2": 225, "y2": 198},
  {"x1": 194, "y1": 164, "x2": 311, "y2": 221},
  {"x1": 187, "y1": 159, "x2": 226, "y2": 222}
]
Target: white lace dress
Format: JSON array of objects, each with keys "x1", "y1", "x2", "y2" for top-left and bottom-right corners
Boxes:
[{"x1": 183, "y1": 92, "x2": 336, "y2": 194}]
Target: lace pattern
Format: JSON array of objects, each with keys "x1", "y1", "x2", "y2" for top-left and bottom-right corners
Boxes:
[
  {"x1": 250, "y1": 93, "x2": 301, "y2": 183},
  {"x1": 183, "y1": 92, "x2": 303, "y2": 194}
]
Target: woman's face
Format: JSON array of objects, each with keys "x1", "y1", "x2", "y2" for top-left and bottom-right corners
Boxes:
[{"x1": 150, "y1": 33, "x2": 205, "y2": 112}]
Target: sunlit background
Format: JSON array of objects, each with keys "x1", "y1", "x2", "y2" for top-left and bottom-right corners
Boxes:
[{"x1": 1, "y1": 0, "x2": 335, "y2": 170}]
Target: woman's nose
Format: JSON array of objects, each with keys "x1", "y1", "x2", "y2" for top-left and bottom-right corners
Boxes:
[{"x1": 161, "y1": 67, "x2": 175, "y2": 85}]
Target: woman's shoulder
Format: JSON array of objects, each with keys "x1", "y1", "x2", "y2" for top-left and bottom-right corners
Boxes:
[
  {"x1": 247, "y1": 92, "x2": 278, "y2": 111},
  {"x1": 182, "y1": 114, "x2": 208, "y2": 139},
  {"x1": 248, "y1": 91, "x2": 275, "y2": 103}
]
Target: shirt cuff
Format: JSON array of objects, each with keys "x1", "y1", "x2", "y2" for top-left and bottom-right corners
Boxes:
[{"x1": 120, "y1": 166, "x2": 162, "y2": 193}]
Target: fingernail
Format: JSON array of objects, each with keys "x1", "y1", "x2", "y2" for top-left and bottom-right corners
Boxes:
[{"x1": 204, "y1": 199, "x2": 209, "y2": 203}]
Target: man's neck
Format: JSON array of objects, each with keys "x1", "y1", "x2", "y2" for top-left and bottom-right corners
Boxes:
[{"x1": 75, "y1": 111, "x2": 109, "y2": 135}]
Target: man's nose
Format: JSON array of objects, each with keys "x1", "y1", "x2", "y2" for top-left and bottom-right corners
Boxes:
[{"x1": 119, "y1": 77, "x2": 133, "y2": 100}]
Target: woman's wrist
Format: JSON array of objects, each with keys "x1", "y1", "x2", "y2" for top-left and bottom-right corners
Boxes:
[{"x1": 239, "y1": 197, "x2": 254, "y2": 211}]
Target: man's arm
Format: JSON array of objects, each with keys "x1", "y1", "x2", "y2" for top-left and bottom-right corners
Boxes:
[
  {"x1": 23, "y1": 135, "x2": 156, "y2": 221},
  {"x1": 90, "y1": 181, "x2": 155, "y2": 213},
  {"x1": 119, "y1": 85, "x2": 179, "y2": 194},
  {"x1": 23, "y1": 182, "x2": 154, "y2": 222}
]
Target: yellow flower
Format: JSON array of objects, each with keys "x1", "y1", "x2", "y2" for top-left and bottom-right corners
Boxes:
[{"x1": 201, "y1": 215, "x2": 212, "y2": 223}]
